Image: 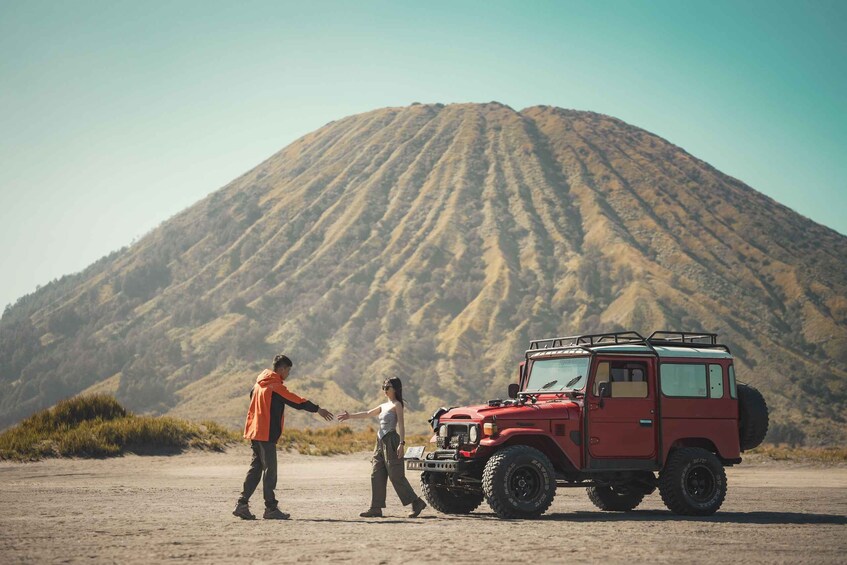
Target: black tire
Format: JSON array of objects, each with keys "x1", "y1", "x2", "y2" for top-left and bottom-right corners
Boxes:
[
  {"x1": 738, "y1": 384, "x2": 769, "y2": 451},
  {"x1": 659, "y1": 447, "x2": 727, "y2": 516},
  {"x1": 420, "y1": 472, "x2": 484, "y2": 514},
  {"x1": 482, "y1": 445, "x2": 556, "y2": 519},
  {"x1": 586, "y1": 484, "x2": 646, "y2": 511}
]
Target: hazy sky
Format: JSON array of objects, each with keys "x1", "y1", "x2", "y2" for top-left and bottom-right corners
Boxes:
[{"x1": 1, "y1": 0, "x2": 845, "y2": 309}]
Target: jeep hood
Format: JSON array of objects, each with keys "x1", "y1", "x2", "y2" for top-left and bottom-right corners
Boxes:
[{"x1": 440, "y1": 401, "x2": 579, "y2": 421}]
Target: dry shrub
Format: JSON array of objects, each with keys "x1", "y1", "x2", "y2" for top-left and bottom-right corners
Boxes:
[
  {"x1": 0, "y1": 394, "x2": 431, "y2": 461},
  {"x1": 0, "y1": 395, "x2": 238, "y2": 461},
  {"x1": 750, "y1": 444, "x2": 847, "y2": 463},
  {"x1": 278, "y1": 426, "x2": 432, "y2": 456}
]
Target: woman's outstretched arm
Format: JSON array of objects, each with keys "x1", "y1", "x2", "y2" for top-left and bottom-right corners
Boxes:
[{"x1": 337, "y1": 406, "x2": 380, "y2": 421}]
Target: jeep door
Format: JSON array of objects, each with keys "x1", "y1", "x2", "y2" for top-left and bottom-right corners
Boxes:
[{"x1": 586, "y1": 356, "x2": 658, "y2": 464}]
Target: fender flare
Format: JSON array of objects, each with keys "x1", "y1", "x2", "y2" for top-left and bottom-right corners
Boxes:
[{"x1": 480, "y1": 429, "x2": 578, "y2": 471}]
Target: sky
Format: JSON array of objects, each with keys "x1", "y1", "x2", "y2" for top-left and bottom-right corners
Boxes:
[{"x1": 1, "y1": 0, "x2": 845, "y2": 310}]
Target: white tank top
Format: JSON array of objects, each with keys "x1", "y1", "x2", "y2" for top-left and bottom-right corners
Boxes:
[{"x1": 378, "y1": 403, "x2": 397, "y2": 439}]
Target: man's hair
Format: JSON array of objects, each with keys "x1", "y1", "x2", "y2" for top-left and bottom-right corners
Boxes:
[{"x1": 273, "y1": 354, "x2": 293, "y2": 371}]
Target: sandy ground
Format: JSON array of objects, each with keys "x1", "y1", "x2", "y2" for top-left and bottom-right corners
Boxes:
[{"x1": 1, "y1": 446, "x2": 846, "y2": 564}]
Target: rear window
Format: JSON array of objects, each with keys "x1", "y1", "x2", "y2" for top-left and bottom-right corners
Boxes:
[{"x1": 661, "y1": 363, "x2": 708, "y2": 397}]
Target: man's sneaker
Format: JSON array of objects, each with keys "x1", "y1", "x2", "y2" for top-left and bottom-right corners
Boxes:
[
  {"x1": 232, "y1": 503, "x2": 255, "y2": 520},
  {"x1": 408, "y1": 497, "x2": 427, "y2": 518},
  {"x1": 263, "y1": 507, "x2": 290, "y2": 520},
  {"x1": 359, "y1": 508, "x2": 383, "y2": 518}
]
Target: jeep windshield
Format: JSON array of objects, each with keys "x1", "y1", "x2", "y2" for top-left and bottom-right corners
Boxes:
[{"x1": 525, "y1": 356, "x2": 590, "y2": 393}]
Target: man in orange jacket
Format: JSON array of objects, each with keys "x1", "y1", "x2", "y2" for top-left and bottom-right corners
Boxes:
[{"x1": 233, "y1": 354, "x2": 333, "y2": 520}]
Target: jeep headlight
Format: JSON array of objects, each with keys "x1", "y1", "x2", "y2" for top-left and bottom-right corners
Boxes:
[
  {"x1": 439, "y1": 424, "x2": 448, "y2": 438},
  {"x1": 469, "y1": 425, "x2": 479, "y2": 443}
]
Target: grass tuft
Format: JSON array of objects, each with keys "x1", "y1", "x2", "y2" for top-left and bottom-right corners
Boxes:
[
  {"x1": 0, "y1": 394, "x2": 239, "y2": 461},
  {"x1": 7, "y1": 398, "x2": 845, "y2": 464},
  {"x1": 0, "y1": 394, "x2": 431, "y2": 460},
  {"x1": 278, "y1": 426, "x2": 432, "y2": 456},
  {"x1": 749, "y1": 444, "x2": 847, "y2": 464}
]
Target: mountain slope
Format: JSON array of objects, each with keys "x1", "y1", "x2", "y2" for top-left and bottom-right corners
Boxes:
[{"x1": 2, "y1": 103, "x2": 845, "y2": 441}]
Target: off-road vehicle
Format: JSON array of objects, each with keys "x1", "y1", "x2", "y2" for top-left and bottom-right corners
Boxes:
[{"x1": 406, "y1": 331, "x2": 769, "y2": 518}]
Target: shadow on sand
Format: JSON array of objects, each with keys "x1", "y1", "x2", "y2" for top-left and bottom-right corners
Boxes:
[
  {"x1": 291, "y1": 511, "x2": 845, "y2": 525},
  {"x1": 298, "y1": 516, "x2": 441, "y2": 525},
  {"x1": 536, "y1": 509, "x2": 847, "y2": 525}
]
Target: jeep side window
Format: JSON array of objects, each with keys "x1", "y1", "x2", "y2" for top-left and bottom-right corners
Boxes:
[
  {"x1": 593, "y1": 360, "x2": 648, "y2": 398},
  {"x1": 660, "y1": 363, "x2": 708, "y2": 397},
  {"x1": 709, "y1": 364, "x2": 724, "y2": 398},
  {"x1": 728, "y1": 364, "x2": 737, "y2": 399},
  {"x1": 592, "y1": 362, "x2": 610, "y2": 395}
]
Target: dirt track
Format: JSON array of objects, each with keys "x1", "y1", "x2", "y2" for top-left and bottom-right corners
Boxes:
[{"x1": 1, "y1": 446, "x2": 845, "y2": 564}]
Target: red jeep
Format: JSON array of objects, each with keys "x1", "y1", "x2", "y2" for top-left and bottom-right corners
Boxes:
[{"x1": 407, "y1": 331, "x2": 769, "y2": 518}]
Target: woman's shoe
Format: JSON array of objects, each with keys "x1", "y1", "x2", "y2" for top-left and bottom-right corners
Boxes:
[
  {"x1": 408, "y1": 497, "x2": 427, "y2": 518},
  {"x1": 359, "y1": 508, "x2": 383, "y2": 517}
]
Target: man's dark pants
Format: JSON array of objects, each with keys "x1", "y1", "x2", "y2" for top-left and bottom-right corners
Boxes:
[{"x1": 238, "y1": 440, "x2": 278, "y2": 509}]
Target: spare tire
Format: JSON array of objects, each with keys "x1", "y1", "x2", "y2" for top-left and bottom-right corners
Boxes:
[{"x1": 738, "y1": 383, "x2": 769, "y2": 451}]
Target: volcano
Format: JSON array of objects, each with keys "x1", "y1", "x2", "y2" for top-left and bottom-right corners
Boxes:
[{"x1": 2, "y1": 103, "x2": 845, "y2": 442}]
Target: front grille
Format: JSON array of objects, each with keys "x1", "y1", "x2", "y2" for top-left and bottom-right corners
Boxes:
[{"x1": 437, "y1": 423, "x2": 474, "y2": 449}]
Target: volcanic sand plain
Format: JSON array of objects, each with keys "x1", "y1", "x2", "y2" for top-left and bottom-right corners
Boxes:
[{"x1": 1, "y1": 446, "x2": 845, "y2": 564}]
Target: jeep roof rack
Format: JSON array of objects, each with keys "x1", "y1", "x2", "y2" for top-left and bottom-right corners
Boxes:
[
  {"x1": 647, "y1": 330, "x2": 731, "y2": 353},
  {"x1": 527, "y1": 330, "x2": 731, "y2": 356},
  {"x1": 528, "y1": 331, "x2": 648, "y2": 351}
]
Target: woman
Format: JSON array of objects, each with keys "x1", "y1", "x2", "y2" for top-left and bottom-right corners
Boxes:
[{"x1": 338, "y1": 377, "x2": 427, "y2": 518}]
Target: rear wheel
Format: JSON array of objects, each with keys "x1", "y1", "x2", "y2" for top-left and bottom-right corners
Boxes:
[
  {"x1": 420, "y1": 472, "x2": 484, "y2": 514},
  {"x1": 586, "y1": 483, "x2": 645, "y2": 511},
  {"x1": 482, "y1": 445, "x2": 556, "y2": 519},
  {"x1": 659, "y1": 447, "x2": 727, "y2": 516}
]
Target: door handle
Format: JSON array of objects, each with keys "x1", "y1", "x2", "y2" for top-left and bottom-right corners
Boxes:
[{"x1": 639, "y1": 419, "x2": 653, "y2": 427}]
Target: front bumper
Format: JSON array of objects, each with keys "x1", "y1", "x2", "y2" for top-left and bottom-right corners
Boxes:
[
  {"x1": 406, "y1": 450, "x2": 482, "y2": 475},
  {"x1": 407, "y1": 458, "x2": 460, "y2": 473}
]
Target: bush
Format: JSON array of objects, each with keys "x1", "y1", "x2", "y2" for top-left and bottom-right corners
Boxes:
[
  {"x1": 48, "y1": 394, "x2": 127, "y2": 426},
  {"x1": 0, "y1": 394, "x2": 238, "y2": 461},
  {"x1": 0, "y1": 395, "x2": 431, "y2": 460},
  {"x1": 750, "y1": 444, "x2": 847, "y2": 463}
]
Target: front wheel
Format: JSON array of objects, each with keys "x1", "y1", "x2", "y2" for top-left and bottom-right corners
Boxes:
[
  {"x1": 659, "y1": 447, "x2": 727, "y2": 516},
  {"x1": 420, "y1": 472, "x2": 484, "y2": 514},
  {"x1": 482, "y1": 445, "x2": 556, "y2": 519}
]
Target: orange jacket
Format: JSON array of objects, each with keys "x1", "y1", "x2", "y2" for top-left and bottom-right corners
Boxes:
[{"x1": 243, "y1": 369, "x2": 310, "y2": 441}]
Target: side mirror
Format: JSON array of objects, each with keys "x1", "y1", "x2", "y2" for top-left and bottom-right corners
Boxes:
[
  {"x1": 508, "y1": 383, "x2": 520, "y2": 399},
  {"x1": 598, "y1": 382, "x2": 611, "y2": 407}
]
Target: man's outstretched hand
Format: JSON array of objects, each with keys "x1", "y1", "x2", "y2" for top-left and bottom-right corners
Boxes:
[{"x1": 317, "y1": 407, "x2": 334, "y2": 421}]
